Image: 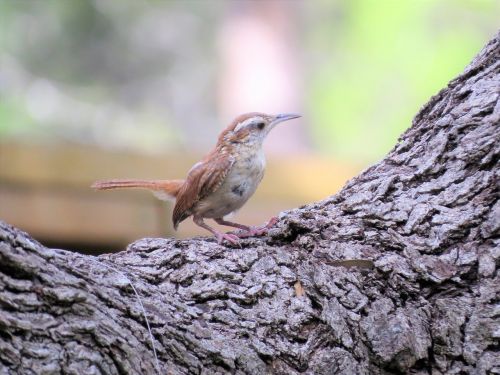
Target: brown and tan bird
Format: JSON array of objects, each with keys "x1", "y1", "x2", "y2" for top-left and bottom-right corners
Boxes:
[{"x1": 91, "y1": 112, "x2": 301, "y2": 245}]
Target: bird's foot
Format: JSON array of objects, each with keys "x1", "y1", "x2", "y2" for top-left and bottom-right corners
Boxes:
[
  {"x1": 231, "y1": 216, "x2": 279, "y2": 238},
  {"x1": 215, "y1": 232, "x2": 241, "y2": 246}
]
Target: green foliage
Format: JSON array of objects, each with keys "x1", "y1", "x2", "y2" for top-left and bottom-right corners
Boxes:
[
  {"x1": 0, "y1": 0, "x2": 497, "y2": 163},
  {"x1": 0, "y1": 98, "x2": 35, "y2": 135},
  {"x1": 307, "y1": 0, "x2": 499, "y2": 162}
]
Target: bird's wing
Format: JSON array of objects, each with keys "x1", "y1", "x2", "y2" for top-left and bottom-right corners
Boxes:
[{"x1": 172, "y1": 153, "x2": 234, "y2": 229}]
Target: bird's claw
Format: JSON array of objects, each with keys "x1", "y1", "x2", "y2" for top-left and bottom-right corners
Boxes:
[
  {"x1": 235, "y1": 227, "x2": 267, "y2": 238},
  {"x1": 265, "y1": 216, "x2": 279, "y2": 228},
  {"x1": 215, "y1": 232, "x2": 241, "y2": 246},
  {"x1": 230, "y1": 216, "x2": 279, "y2": 238}
]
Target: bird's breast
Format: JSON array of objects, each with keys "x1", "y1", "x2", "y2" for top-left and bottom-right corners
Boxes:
[
  {"x1": 195, "y1": 150, "x2": 266, "y2": 219},
  {"x1": 228, "y1": 150, "x2": 266, "y2": 197}
]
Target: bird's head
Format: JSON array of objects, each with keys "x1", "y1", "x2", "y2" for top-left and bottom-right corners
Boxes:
[{"x1": 219, "y1": 112, "x2": 301, "y2": 147}]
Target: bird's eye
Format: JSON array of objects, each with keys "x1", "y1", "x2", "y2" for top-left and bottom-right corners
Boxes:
[{"x1": 256, "y1": 122, "x2": 265, "y2": 130}]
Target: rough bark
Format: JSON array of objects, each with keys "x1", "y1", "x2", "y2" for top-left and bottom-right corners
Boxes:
[{"x1": 1, "y1": 34, "x2": 499, "y2": 375}]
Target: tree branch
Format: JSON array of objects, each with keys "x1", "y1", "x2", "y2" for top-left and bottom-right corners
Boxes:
[{"x1": 1, "y1": 32, "x2": 499, "y2": 375}]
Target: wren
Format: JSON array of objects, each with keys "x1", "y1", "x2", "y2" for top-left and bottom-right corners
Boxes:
[{"x1": 91, "y1": 112, "x2": 301, "y2": 245}]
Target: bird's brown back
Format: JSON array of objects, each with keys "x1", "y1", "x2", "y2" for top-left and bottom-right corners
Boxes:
[{"x1": 172, "y1": 151, "x2": 235, "y2": 229}]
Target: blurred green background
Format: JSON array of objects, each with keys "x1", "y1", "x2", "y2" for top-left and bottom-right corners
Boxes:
[
  {"x1": 0, "y1": 0, "x2": 498, "y2": 251},
  {"x1": 2, "y1": 0, "x2": 498, "y2": 161}
]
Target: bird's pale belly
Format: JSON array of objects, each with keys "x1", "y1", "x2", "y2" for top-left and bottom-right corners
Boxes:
[{"x1": 194, "y1": 153, "x2": 265, "y2": 219}]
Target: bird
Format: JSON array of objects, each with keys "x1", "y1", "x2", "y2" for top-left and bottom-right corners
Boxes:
[{"x1": 91, "y1": 112, "x2": 301, "y2": 245}]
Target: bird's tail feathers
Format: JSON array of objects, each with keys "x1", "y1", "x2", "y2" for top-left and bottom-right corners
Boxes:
[{"x1": 91, "y1": 179, "x2": 184, "y2": 202}]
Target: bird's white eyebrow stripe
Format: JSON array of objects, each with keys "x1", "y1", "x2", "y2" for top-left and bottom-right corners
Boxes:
[
  {"x1": 234, "y1": 117, "x2": 262, "y2": 132},
  {"x1": 234, "y1": 119, "x2": 251, "y2": 133}
]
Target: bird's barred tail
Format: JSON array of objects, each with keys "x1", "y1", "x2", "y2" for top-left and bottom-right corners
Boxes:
[{"x1": 91, "y1": 179, "x2": 184, "y2": 201}]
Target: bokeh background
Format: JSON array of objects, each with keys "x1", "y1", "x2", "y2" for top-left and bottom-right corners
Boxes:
[{"x1": 0, "y1": 0, "x2": 498, "y2": 253}]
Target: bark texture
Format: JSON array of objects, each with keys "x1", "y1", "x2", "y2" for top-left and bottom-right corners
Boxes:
[{"x1": 1, "y1": 34, "x2": 499, "y2": 375}]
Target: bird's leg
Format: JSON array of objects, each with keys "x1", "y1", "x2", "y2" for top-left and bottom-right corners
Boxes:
[
  {"x1": 215, "y1": 216, "x2": 278, "y2": 238},
  {"x1": 214, "y1": 218, "x2": 250, "y2": 231},
  {"x1": 193, "y1": 216, "x2": 240, "y2": 245}
]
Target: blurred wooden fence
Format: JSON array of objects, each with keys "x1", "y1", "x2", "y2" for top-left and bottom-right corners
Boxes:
[{"x1": 0, "y1": 141, "x2": 359, "y2": 253}]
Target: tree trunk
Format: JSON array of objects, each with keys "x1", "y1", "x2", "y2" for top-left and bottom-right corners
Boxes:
[{"x1": 1, "y1": 33, "x2": 499, "y2": 375}]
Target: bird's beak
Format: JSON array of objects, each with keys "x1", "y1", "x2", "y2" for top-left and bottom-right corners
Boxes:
[{"x1": 271, "y1": 113, "x2": 301, "y2": 126}]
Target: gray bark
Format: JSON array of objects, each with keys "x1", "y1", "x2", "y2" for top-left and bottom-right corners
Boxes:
[{"x1": 1, "y1": 33, "x2": 499, "y2": 375}]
